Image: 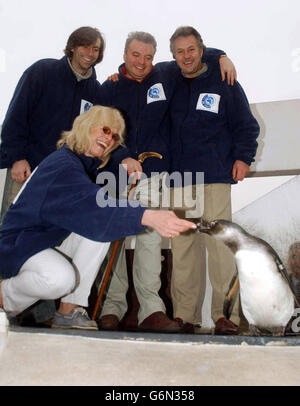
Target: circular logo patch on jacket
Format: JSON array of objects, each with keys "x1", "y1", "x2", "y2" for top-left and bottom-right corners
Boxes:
[
  {"x1": 149, "y1": 87, "x2": 160, "y2": 99},
  {"x1": 202, "y1": 94, "x2": 215, "y2": 108},
  {"x1": 196, "y1": 93, "x2": 221, "y2": 114},
  {"x1": 147, "y1": 83, "x2": 167, "y2": 104}
]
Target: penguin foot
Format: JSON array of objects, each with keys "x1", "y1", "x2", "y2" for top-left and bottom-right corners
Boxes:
[
  {"x1": 268, "y1": 326, "x2": 285, "y2": 337},
  {"x1": 241, "y1": 324, "x2": 261, "y2": 336},
  {"x1": 241, "y1": 325, "x2": 286, "y2": 337}
]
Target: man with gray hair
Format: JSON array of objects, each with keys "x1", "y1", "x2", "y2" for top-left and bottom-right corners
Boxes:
[
  {"x1": 97, "y1": 31, "x2": 180, "y2": 333},
  {"x1": 97, "y1": 31, "x2": 236, "y2": 333},
  {"x1": 168, "y1": 26, "x2": 259, "y2": 335}
]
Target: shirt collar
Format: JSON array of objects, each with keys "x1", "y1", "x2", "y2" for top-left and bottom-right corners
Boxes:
[
  {"x1": 119, "y1": 64, "x2": 154, "y2": 82},
  {"x1": 67, "y1": 58, "x2": 93, "y2": 82}
]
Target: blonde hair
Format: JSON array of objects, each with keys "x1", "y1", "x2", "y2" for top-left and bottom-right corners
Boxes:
[{"x1": 57, "y1": 105, "x2": 126, "y2": 168}]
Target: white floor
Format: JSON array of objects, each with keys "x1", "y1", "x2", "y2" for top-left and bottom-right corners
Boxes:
[{"x1": 0, "y1": 329, "x2": 300, "y2": 386}]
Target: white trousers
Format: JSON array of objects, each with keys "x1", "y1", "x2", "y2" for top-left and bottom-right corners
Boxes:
[{"x1": 2, "y1": 233, "x2": 109, "y2": 316}]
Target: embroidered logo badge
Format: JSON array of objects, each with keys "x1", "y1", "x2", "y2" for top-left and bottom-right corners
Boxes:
[
  {"x1": 80, "y1": 99, "x2": 93, "y2": 114},
  {"x1": 196, "y1": 93, "x2": 220, "y2": 114},
  {"x1": 147, "y1": 83, "x2": 167, "y2": 104},
  {"x1": 149, "y1": 87, "x2": 160, "y2": 98}
]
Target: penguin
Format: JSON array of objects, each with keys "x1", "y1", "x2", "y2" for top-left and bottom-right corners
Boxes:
[{"x1": 197, "y1": 219, "x2": 300, "y2": 336}]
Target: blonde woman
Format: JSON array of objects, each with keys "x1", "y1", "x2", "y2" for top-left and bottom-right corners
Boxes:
[{"x1": 0, "y1": 106, "x2": 195, "y2": 330}]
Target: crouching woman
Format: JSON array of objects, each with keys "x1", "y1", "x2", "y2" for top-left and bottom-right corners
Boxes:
[{"x1": 0, "y1": 105, "x2": 195, "y2": 330}]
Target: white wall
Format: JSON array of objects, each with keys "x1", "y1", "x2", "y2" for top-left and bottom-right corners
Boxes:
[
  {"x1": 250, "y1": 99, "x2": 300, "y2": 173},
  {"x1": 233, "y1": 175, "x2": 300, "y2": 268}
]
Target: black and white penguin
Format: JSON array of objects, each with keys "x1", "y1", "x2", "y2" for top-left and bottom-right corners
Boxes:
[{"x1": 197, "y1": 219, "x2": 299, "y2": 336}]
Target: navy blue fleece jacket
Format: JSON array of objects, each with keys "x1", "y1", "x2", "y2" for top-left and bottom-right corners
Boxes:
[
  {"x1": 97, "y1": 48, "x2": 225, "y2": 178},
  {"x1": 168, "y1": 62, "x2": 259, "y2": 184},
  {"x1": 0, "y1": 56, "x2": 99, "y2": 170},
  {"x1": 0, "y1": 146, "x2": 146, "y2": 278}
]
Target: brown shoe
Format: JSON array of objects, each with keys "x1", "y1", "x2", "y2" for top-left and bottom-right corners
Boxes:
[
  {"x1": 138, "y1": 311, "x2": 181, "y2": 333},
  {"x1": 99, "y1": 314, "x2": 119, "y2": 331},
  {"x1": 214, "y1": 317, "x2": 238, "y2": 335},
  {"x1": 174, "y1": 318, "x2": 195, "y2": 334}
]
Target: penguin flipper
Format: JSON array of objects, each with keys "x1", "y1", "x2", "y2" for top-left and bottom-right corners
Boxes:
[{"x1": 223, "y1": 269, "x2": 239, "y2": 320}]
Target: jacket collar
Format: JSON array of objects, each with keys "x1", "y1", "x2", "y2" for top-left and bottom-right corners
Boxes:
[
  {"x1": 118, "y1": 63, "x2": 154, "y2": 83},
  {"x1": 78, "y1": 152, "x2": 102, "y2": 175},
  {"x1": 61, "y1": 56, "x2": 97, "y2": 81},
  {"x1": 63, "y1": 145, "x2": 102, "y2": 177}
]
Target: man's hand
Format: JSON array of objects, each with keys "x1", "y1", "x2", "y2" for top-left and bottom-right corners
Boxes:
[
  {"x1": 219, "y1": 56, "x2": 237, "y2": 86},
  {"x1": 232, "y1": 160, "x2": 250, "y2": 182},
  {"x1": 141, "y1": 210, "x2": 197, "y2": 239},
  {"x1": 11, "y1": 160, "x2": 31, "y2": 183},
  {"x1": 107, "y1": 73, "x2": 119, "y2": 82}
]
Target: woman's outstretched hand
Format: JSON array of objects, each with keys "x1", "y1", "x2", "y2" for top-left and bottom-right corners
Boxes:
[{"x1": 141, "y1": 210, "x2": 197, "y2": 239}]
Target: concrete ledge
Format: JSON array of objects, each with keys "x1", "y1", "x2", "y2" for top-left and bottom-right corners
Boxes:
[
  {"x1": 8, "y1": 324, "x2": 300, "y2": 347},
  {"x1": 2, "y1": 330, "x2": 300, "y2": 386}
]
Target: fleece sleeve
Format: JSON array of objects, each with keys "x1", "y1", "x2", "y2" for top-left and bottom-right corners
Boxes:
[
  {"x1": 0, "y1": 63, "x2": 44, "y2": 166},
  {"x1": 226, "y1": 81, "x2": 260, "y2": 165},
  {"x1": 203, "y1": 47, "x2": 225, "y2": 63},
  {"x1": 40, "y1": 163, "x2": 147, "y2": 242}
]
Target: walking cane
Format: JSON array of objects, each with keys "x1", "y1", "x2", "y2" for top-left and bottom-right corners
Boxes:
[{"x1": 92, "y1": 151, "x2": 163, "y2": 320}]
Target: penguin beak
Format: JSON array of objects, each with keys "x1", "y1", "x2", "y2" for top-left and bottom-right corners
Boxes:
[{"x1": 196, "y1": 219, "x2": 213, "y2": 233}]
